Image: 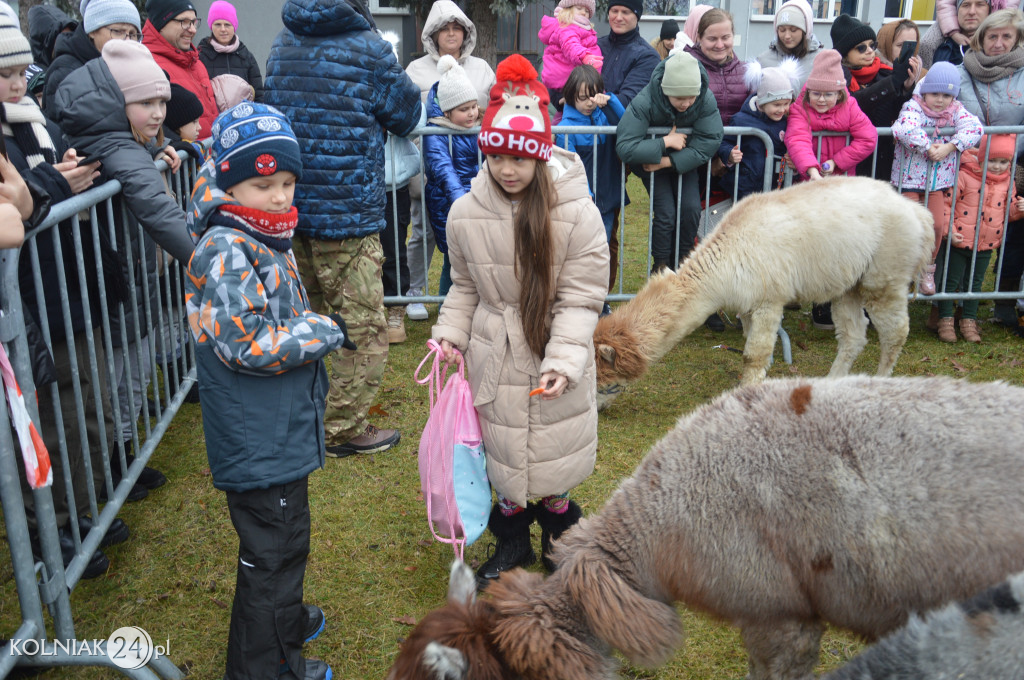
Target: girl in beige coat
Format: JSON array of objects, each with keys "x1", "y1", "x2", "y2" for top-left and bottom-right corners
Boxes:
[{"x1": 432, "y1": 56, "x2": 609, "y2": 589}]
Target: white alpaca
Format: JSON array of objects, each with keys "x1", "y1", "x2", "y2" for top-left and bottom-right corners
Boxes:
[{"x1": 594, "y1": 177, "x2": 934, "y2": 388}]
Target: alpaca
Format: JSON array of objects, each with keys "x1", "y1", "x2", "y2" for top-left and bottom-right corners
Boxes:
[
  {"x1": 389, "y1": 376, "x2": 1024, "y2": 680},
  {"x1": 823, "y1": 570, "x2": 1024, "y2": 679},
  {"x1": 594, "y1": 176, "x2": 933, "y2": 389}
]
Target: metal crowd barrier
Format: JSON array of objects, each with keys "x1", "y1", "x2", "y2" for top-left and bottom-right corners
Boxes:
[
  {"x1": 387, "y1": 123, "x2": 1024, "y2": 310},
  {"x1": 0, "y1": 151, "x2": 198, "y2": 679}
]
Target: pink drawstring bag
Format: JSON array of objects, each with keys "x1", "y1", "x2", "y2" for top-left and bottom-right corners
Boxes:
[{"x1": 415, "y1": 340, "x2": 490, "y2": 560}]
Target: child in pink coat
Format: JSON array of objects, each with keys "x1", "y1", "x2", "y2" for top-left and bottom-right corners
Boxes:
[
  {"x1": 785, "y1": 49, "x2": 877, "y2": 330},
  {"x1": 538, "y1": 0, "x2": 603, "y2": 110},
  {"x1": 786, "y1": 49, "x2": 877, "y2": 181}
]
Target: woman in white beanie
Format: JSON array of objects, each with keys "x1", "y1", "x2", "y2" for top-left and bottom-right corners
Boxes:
[{"x1": 757, "y1": 0, "x2": 822, "y2": 88}]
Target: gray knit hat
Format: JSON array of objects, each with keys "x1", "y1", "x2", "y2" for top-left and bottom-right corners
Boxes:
[
  {"x1": 0, "y1": 18, "x2": 32, "y2": 69},
  {"x1": 84, "y1": 0, "x2": 141, "y2": 34},
  {"x1": 661, "y1": 51, "x2": 701, "y2": 97},
  {"x1": 436, "y1": 54, "x2": 478, "y2": 113},
  {"x1": 755, "y1": 66, "x2": 796, "y2": 105}
]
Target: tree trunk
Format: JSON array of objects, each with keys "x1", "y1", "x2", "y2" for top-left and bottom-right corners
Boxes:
[{"x1": 466, "y1": 0, "x2": 500, "y2": 66}]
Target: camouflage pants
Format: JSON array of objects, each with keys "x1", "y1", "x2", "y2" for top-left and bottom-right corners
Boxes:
[{"x1": 292, "y1": 233, "x2": 387, "y2": 445}]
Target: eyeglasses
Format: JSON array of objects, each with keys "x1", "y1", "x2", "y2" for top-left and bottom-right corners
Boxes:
[
  {"x1": 808, "y1": 91, "x2": 839, "y2": 101},
  {"x1": 107, "y1": 27, "x2": 141, "y2": 41},
  {"x1": 172, "y1": 18, "x2": 202, "y2": 30},
  {"x1": 854, "y1": 41, "x2": 878, "y2": 54}
]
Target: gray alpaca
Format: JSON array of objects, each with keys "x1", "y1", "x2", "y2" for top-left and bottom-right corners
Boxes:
[
  {"x1": 389, "y1": 376, "x2": 1024, "y2": 680},
  {"x1": 824, "y1": 570, "x2": 1024, "y2": 679}
]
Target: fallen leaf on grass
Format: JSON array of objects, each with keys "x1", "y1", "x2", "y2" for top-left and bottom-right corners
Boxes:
[
  {"x1": 404, "y1": 565, "x2": 417, "y2": 572},
  {"x1": 795, "y1": 341, "x2": 808, "y2": 351},
  {"x1": 212, "y1": 598, "x2": 229, "y2": 609},
  {"x1": 918, "y1": 356, "x2": 931, "y2": 363},
  {"x1": 950, "y1": 359, "x2": 967, "y2": 373},
  {"x1": 368, "y1": 404, "x2": 390, "y2": 417},
  {"x1": 392, "y1": 615, "x2": 417, "y2": 626},
  {"x1": 416, "y1": 540, "x2": 432, "y2": 548}
]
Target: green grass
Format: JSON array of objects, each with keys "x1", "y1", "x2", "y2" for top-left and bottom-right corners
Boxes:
[{"x1": 2, "y1": 176, "x2": 1023, "y2": 679}]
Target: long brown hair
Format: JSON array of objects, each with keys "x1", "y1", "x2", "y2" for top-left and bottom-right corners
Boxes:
[{"x1": 490, "y1": 158, "x2": 557, "y2": 357}]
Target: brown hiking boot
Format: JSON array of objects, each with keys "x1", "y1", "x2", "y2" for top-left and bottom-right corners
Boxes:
[
  {"x1": 937, "y1": 317, "x2": 957, "y2": 343},
  {"x1": 959, "y1": 318, "x2": 982, "y2": 343},
  {"x1": 325, "y1": 424, "x2": 401, "y2": 458},
  {"x1": 386, "y1": 307, "x2": 406, "y2": 344}
]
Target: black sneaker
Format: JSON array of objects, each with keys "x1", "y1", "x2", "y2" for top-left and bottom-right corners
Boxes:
[
  {"x1": 325, "y1": 424, "x2": 400, "y2": 458},
  {"x1": 77, "y1": 515, "x2": 130, "y2": 548},
  {"x1": 812, "y1": 303, "x2": 835, "y2": 330},
  {"x1": 31, "y1": 527, "x2": 110, "y2": 579},
  {"x1": 704, "y1": 313, "x2": 725, "y2": 332},
  {"x1": 303, "y1": 604, "x2": 325, "y2": 643}
]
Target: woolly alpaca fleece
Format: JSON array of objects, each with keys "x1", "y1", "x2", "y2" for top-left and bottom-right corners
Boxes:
[
  {"x1": 387, "y1": 376, "x2": 1024, "y2": 680},
  {"x1": 823, "y1": 570, "x2": 1024, "y2": 679},
  {"x1": 594, "y1": 177, "x2": 933, "y2": 390}
]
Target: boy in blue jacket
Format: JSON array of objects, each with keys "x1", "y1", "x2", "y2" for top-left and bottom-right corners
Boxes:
[
  {"x1": 555, "y1": 64, "x2": 625, "y2": 243},
  {"x1": 717, "y1": 63, "x2": 795, "y2": 202},
  {"x1": 185, "y1": 104, "x2": 357, "y2": 680},
  {"x1": 423, "y1": 54, "x2": 481, "y2": 296}
]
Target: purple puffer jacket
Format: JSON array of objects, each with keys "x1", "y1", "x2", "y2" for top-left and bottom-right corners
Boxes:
[
  {"x1": 685, "y1": 45, "x2": 751, "y2": 125},
  {"x1": 538, "y1": 15, "x2": 602, "y2": 90}
]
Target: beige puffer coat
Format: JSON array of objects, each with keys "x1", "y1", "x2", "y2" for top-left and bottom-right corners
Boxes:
[{"x1": 432, "y1": 149, "x2": 609, "y2": 507}]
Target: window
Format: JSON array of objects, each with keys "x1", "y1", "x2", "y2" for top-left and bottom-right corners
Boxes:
[
  {"x1": 750, "y1": 0, "x2": 853, "y2": 21},
  {"x1": 884, "y1": 0, "x2": 936, "y2": 21},
  {"x1": 644, "y1": 0, "x2": 720, "y2": 17}
]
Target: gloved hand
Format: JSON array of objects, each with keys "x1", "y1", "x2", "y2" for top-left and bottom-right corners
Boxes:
[
  {"x1": 583, "y1": 54, "x2": 603, "y2": 70},
  {"x1": 328, "y1": 313, "x2": 358, "y2": 351},
  {"x1": 889, "y1": 57, "x2": 911, "y2": 93}
]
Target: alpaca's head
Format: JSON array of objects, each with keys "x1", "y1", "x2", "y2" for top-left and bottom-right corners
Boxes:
[
  {"x1": 594, "y1": 313, "x2": 649, "y2": 387},
  {"x1": 387, "y1": 562, "x2": 615, "y2": 680}
]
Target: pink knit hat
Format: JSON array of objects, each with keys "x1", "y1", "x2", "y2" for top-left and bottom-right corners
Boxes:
[
  {"x1": 804, "y1": 49, "x2": 846, "y2": 92},
  {"x1": 101, "y1": 41, "x2": 170, "y2": 104},
  {"x1": 207, "y1": 0, "x2": 237, "y2": 30}
]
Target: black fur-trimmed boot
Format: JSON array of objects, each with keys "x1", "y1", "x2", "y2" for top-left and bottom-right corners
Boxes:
[
  {"x1": 475, "y1": 504, "x2": 535, "y2": 590},
  {"x1": 535, "y1": 500, "x2": 582, "y2": 572}
]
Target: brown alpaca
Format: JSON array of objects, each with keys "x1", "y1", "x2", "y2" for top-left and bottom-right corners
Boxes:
[
  {"x1": 389, "y1": 376, "x2": 1024, "y2": 680},
  {"x1": 594, "y1": 177, "x2": 933, "y2": 391}
]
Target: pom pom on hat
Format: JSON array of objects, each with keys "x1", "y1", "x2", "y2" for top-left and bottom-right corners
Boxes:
[
  {"x1": 478, "y1": 54, "x2": 552, "y2": 163},
  {"x1": 102, "y1": 40, "x2": 170, "y2": 104},
  {"x1": 436, "y1": 54, "x2": 479, "y2": 112},
  {"x1": 919, "y1": 61, "x2": 960, "y2": 97},
  {"x1": 748, "y1": 59, "x2": 799, "y2": 106},
  {"x1": 804, "y1": 49, "x2": 846, "y2": 93},
  {"x1": 211, "y1": 102, "x2": 303, "y2": 191}
]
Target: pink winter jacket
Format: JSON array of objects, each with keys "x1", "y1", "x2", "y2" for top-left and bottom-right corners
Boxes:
[
  {"x1": 936, "y1": 0, "x2": 1020, "y2": 37},
  {"x1": 942, "y1": 148, "x2": 1024, "y2": 250},
  {"x1": 786, "y1": 87, "x2": 878, "y2": 178},
  {"x1": 538, "y1": 15, "x2": 602, "y2": 90}
]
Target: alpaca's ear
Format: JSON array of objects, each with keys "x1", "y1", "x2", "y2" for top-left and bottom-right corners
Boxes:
[
  {"x1": 598, "y1": 343, "x2": 617, "y2": 367},
  {"x1": 564, "y1": 557, "x2": 684, "y2": 667},
  {"x1": 447, "y1": 561, "x2": 476, "y2": 607},
  {"x1": 422, "y1": 641, "x2": 468, "y2": 680}
]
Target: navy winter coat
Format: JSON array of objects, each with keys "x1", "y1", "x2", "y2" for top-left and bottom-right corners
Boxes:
[
  {"x1": 43, "y1": 24, "x2": 100, "y2": 121},
  {"x1": 717, "y1": 95, "x2": 787, "y2": 201},
  {"x1": 264, "y1": 0, "x2": 422, "y2": 241},
  {"x1": 423, "y1": 81, "x2": 479, "y2": 254},
  {"x1": 197, "y1": 36, "x2": 264, "y2": 102}
]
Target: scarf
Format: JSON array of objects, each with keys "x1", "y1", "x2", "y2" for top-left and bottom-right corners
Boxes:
[
  {"x1": 572, "y1": 13, "x2": 592, "y2": 29},
  {"x1": 848, "y1": 57, "x2": 888, "y2": 92},
  {"x1": 1, "y1": 97, "x2": 57, "y2": 169},
  {"x1": 963, "y1": 47, "x2": 1024, "y2": 83},
  {"x1": 913, "y1": 94, "x2": 958, "y2": 132},
  {"x1": 210, "y1": 36, "x2": 240, "y2": 54},
  {"x1": 216, "y1": 204, "x2": 298, "y2": 251}
]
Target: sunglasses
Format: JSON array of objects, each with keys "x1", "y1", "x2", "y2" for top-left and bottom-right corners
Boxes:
[{"x1": 854, "y1": 41, "x2": 878, "y2": 54}]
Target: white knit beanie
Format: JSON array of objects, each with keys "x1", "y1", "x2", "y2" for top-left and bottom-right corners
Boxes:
[
  {"x1": 0, "y1": 18, "x2": 32, "y2": 69},
  {"x1": 102, "y1": 40, "x2": 170, "y2": 104},
  {"x1": 436, "y1": 54, "x2": 478, "y2": 113}
]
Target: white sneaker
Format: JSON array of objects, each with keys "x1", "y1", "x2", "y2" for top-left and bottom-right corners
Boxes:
[{"x1": 405, "y1": 287, "x2": 429, "y2": 321}]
